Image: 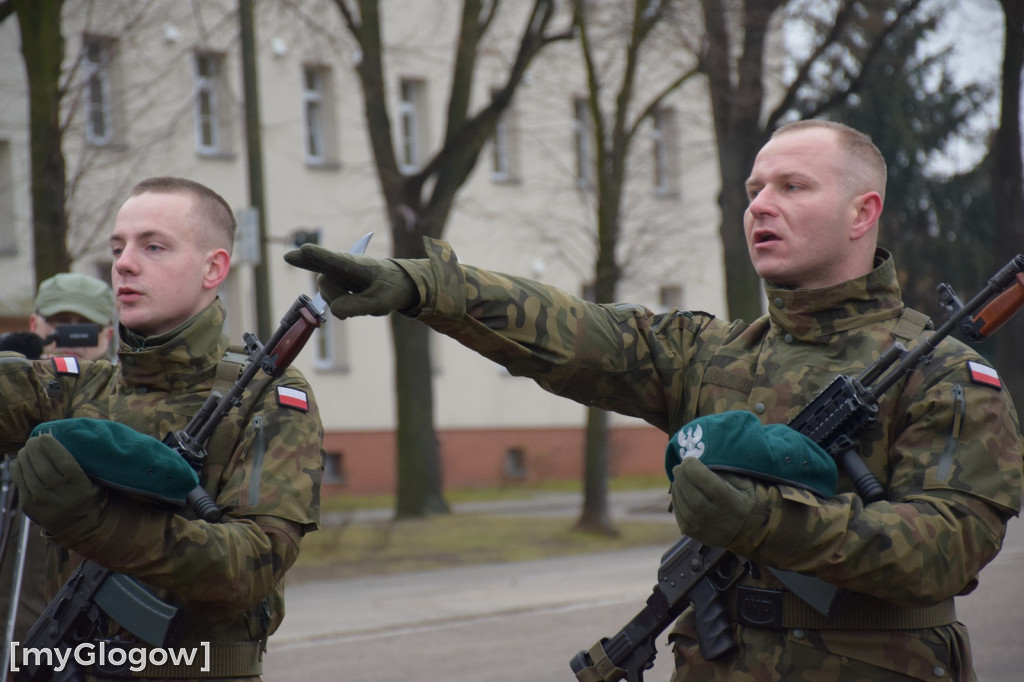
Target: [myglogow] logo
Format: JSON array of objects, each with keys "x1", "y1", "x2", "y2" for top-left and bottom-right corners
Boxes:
[
  {"x1": 675, "y1": 424, "x2": 705, "y2": 459},
  {"x1": 9, "y1": 640, "x2": 210, "y2": 675}
]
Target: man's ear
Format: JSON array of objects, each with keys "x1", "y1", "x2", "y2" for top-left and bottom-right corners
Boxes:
[
  {"x1": 203, "y1": 249, "x2": 232, "y2": 291},
  {"x1": 28, "y1": 313, "x2": 41, "y2": 334},
  {"x1": 850, "y1": 191, "x2": 883, "y2": 241}
]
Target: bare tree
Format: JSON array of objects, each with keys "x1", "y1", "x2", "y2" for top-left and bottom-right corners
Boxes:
[
  {"x1": 327, "y1": 0, "x2": 573, "y2": 518},
  {"x1": 991, "y1": 0, "x2": 1024, "y2": 412},
  {"x1": 570, "y1": 0, "x2": 700, "y2": 534},
  {"x1": 1, "y1": 0, "x2": 71, "y2": 285}
]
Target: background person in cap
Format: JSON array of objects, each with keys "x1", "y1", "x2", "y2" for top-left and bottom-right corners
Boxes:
[
  {"x1": 1, "y1": 271, "x2": 117, "y2": 656},
  {"x1": 28, "y1": 272, "x2": 116, "y2": 361}
]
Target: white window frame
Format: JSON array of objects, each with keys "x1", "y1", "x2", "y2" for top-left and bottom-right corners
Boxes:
[
  {"x1": 652, "y1": 107, "x2": 679, "y2": 197},
  {"x1": 573, "y1": 98, "x2": 593, "y2": 189},
  {"x1": 83, "y1": 37, "x2": 113, "y2": 146},
  {"x1": 194, "y1": 52, "x2": 223, "y2": 155},
  {"x1": 398, "y1": 78, "x2": 425, "y2": 172},
  {"x1": 491, "y1": 113, "x2": 510, "y2": 181},
  {"x1": 302, "y1": 65, "x2": 327, "y2": 164},
  {"x1": 314, "y1": 318, "x2": 350, "y2": 372},
  {"x1": 0, "y1": 139, "x2": 16, "y2": 254}
]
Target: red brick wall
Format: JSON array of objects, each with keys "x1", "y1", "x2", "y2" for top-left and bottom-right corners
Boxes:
[{"x1": 321, "y1": 424, "x2": 668, "y2": 496}]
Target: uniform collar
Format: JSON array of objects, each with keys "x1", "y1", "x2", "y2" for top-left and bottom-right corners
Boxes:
[
  {"x1": 116, "y1": 298, "x2": 230, "y2": 389},
  {"x1": 763, "y1": 249, "x2": 904, "y2": 342}
]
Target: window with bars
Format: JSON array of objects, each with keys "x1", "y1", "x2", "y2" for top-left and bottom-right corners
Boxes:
[
  {"x1": 194, "y1": 52, "x2": 225, "y2": 155},
  {"x1": 303, "y1": 65, "x2": 338, "y2": 165},
  {"x1": 83, "y1": 37, "x2": 115, "y2": 146}
]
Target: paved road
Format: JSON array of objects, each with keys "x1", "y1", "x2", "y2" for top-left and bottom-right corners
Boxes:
[{"x1": 267, "y1": 493, "x2": 1023, "y2": 681}]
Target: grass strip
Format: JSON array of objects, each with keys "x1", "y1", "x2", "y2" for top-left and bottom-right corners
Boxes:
[{"x1": 291, "y1": 512, "x2": 680, "y2": 583}]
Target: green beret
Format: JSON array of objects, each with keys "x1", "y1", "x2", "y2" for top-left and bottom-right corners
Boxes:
[
  {"x1": 29, "y1": 418, "x2": 200, "y2": 506},
  {"x1": 665, "y1": 410, "x2": 837, "y2": 498}
]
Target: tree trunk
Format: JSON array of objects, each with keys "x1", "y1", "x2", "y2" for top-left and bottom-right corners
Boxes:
[
  {"x1": 992, "y1": 1, "x2": 1024, "y2": 417},
  {"x1": 700, "y1": 0, "x2": 779, "y2": 322},
  {"x1": 575, "y1": 406, "x2": 617, "y2": 535},
  {"x1": 391, "y1": 312, "x2": 449, "y2": 518},
  {"x1": 16, "y1": 0, "x2": 70, "y2": 284}
]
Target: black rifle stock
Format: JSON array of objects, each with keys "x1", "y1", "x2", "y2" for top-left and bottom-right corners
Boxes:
[
  {"x1": 570, "y1": 254, "x2": 1024, "y2": 682},
  {"x1": 13, "y1": 290, "x2": 335, "y2": 682}
]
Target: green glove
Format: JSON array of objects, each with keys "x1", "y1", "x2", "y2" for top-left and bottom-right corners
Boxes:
[
  {"x1": 671, "y1": 456, "x2": 772, "y2": 552},
  {"x1": 284, "y1": 244, "x2": 420, "y2": 318},
  {"x1": 10, "y1": 433, "x2": 108, "y2": 538}
]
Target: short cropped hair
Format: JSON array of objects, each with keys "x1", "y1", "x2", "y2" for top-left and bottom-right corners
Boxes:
[
  {"x1": 772, "y1": 120, "x2": 887, "y2": 202},
  {"x1": 129, "y1": 177, "x2": 236, "y2": 253}
]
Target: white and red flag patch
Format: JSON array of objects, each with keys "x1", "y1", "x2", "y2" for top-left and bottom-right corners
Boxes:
[
  {"x1": 276, "y1": 386, "x2": 309, "y2": 411},
  {"x1": 967, "y1": 361, "x2": 1001, "y2": 389},
  {"x1": 51, "y1": 356, "x2": 79, "y2": 375}
]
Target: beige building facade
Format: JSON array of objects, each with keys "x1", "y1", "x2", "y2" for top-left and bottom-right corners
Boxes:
[{"x1": 0, "y1": 1, "x2": 726, "y2": 493}]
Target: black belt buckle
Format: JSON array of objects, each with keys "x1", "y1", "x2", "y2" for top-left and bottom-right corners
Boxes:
[{"x1": 735, "y1": 586, "x2": 784, "y2": 630}]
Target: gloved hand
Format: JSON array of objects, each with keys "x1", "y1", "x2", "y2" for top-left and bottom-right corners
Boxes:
[
  {"x1": 284, "y1": 244, "x2": 420, "y2": 318},
  {"x1": 10, "y1": 433, "x2": 108, "y2": 538},
  {"x1": 671, "y1": 456, "x2": 772, "y2": 552}
]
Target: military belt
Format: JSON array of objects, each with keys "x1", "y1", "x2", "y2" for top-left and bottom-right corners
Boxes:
[
  {"x1": 729, "y1": 586, "x2": 957, "y2": 631},
  {"x1": 90, "y1": 640, "x2": 263, "y2": 679}
]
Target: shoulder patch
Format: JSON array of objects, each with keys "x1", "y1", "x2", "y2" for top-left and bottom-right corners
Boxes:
[
  {"x1": 52, "y1": 356, "x2": 80, "y2": 375},
  {"x1": 276, "y1": 386, "x2": 309, "y2": 411},
  {"x1": 967, "y1": 361, "x2": 1001, "y2": 389}
]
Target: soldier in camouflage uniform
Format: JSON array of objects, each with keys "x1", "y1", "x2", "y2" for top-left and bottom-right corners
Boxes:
[
  {"x1": 285, "y1": 120, "x2": 1023, "y2": 681},
  {"x1": 5, "y1": 177, "x2": 324, "y2": 680}
]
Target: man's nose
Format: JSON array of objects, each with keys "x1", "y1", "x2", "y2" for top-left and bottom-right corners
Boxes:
[
  {"x1": 748, "y1": 187, "x2": 776, "y2": 216},
  {"x1": 114, "y1": 247, "x2": 138, "y2": 274}
]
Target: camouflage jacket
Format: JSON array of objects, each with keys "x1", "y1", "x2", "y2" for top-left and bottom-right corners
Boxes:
[
  {"x1": 0, "y1": 299, "x2": 324, "y2": 678},
  {"x1": 401, "y1": 239, "x2": 1023, "y2": 681}
]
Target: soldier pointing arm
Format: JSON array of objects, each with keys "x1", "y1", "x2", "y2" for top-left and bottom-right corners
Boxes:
[{"x1": 286, "y1": 120, "x2": 1023, "y2": 681}]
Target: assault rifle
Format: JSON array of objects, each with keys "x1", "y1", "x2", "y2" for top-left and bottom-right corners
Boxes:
[
  {"x1": 11, "y1": 233, "x2": 373, "y2": 681},
  {"x1": 570, "y1": 254, "x2": 1024, "y2": 682}
]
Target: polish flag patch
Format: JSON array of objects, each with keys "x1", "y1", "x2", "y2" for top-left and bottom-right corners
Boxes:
[
  {"x1": 968, "y1": 361, "x2": 1001, "y2": 389},
  {"x1": 276, "y1": 386, "x2": 309, "y2": 411},
  {"x1": 51, "y1": 356, "x2": 79, "y2": 375}
]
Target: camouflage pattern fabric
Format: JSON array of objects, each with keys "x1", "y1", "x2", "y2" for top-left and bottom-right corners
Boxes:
[
  {"x1": 401, "y1": 238, "x2": 1023, "y2": 682},
  {"x1": 0, "y1": 299, "x2": 325, "y2": 681}
]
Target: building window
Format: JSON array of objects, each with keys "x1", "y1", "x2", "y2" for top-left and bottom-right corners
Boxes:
[
  {"x1": 490, "y1": 91, "x2": 518, "y2": 183},
  {"x1": 398, "y1": 78, "x2": 426, "y2": 172},
  {"x1": 652, "y1": 107, "x2": 679, "y2": 197},
  {"x1": 504, "y1": 448, "x2": 527, "y2": 480},
  {"x1": 314, "y1": 318, "x2": 350, "y2": 372},
  {"x1": 0, "y1": 140, "x2": 16, "y2": 254},
  {"x1": 83, "y1": 37, "x2": 115, "y2": 146},
  {"x1": 302, "y1": 65, "x2": 338, "y2": 166},
  {"x1": 324, "y1": 452, "x2": 345, "y2": 485},
  {"x1": 658, "y1": 284, "x2": 683, "y2": 313},
  {"x1": 573, "y1": 97, "x2": 593, "y2": 188},
  {"x1": 194, "y1": 52, "x2": 228, "y2": 155}
]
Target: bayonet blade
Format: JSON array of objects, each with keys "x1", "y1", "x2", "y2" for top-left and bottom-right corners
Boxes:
[{"x1": 311, "y1": 232, "x2": 374, "y2": 315}]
